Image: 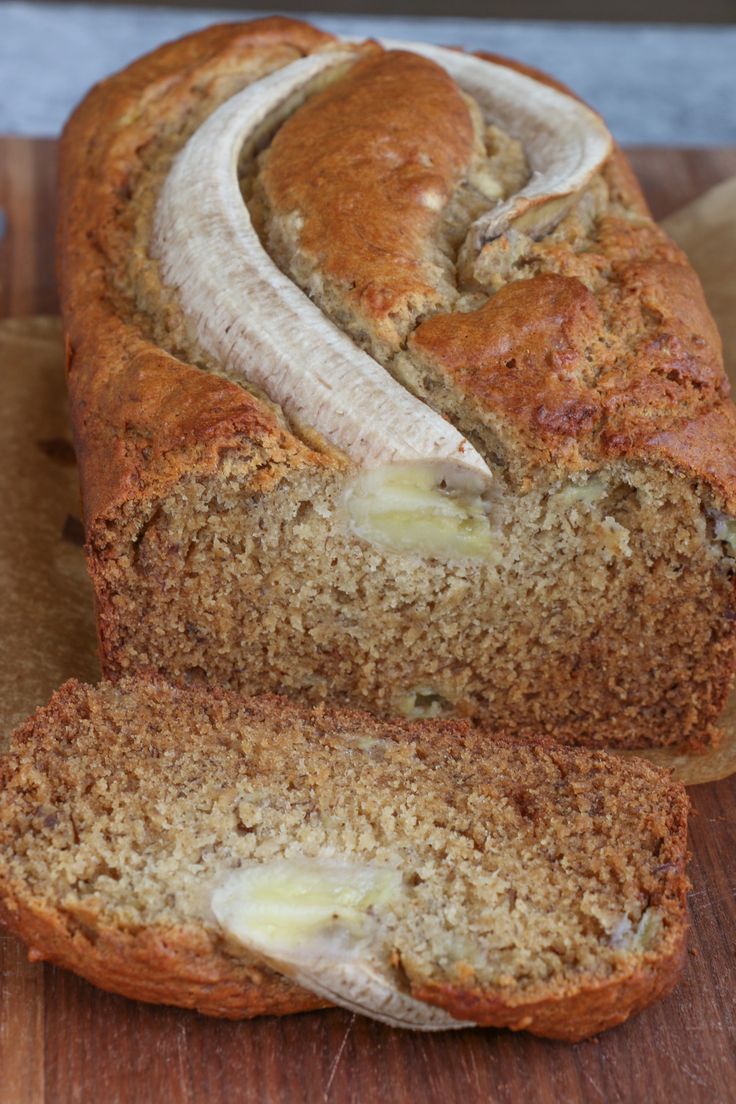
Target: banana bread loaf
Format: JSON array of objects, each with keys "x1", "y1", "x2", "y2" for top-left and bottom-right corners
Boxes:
[
  {"x1": 58, "y1": 17, "x2": 736, "y2": 748},
  {"x1": 0, "y1": 678, "x2": 689, "y2": 1039}
]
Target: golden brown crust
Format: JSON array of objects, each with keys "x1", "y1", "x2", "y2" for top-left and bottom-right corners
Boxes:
[
  {"x1": 0, "y1": 877, "x2": 685, "y2": 1039},
  {"x1": 260, "y1": 50, "x2": 475, "y2": 349},
  {"x1": 410, "y1": 256, "x2": 727, "y2": 477},
  {"x1": 0, "y1": 676, "x2": 324, "y2": 1018},
  {"x1": 641, "y1": 404, "x2": 736, "y2": 506},
  {"x1": 411, "y1": 274, "x2": 604, "y2": 459}
]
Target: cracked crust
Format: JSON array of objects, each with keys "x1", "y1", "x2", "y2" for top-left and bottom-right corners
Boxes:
[{"x1": 257, "y1": 47, "x2": 731, "y2": 489}]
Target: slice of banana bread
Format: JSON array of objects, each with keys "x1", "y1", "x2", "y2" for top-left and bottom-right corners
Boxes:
[{"x1": 0, "y1": 678, "x2": 689, "y2": 1040}]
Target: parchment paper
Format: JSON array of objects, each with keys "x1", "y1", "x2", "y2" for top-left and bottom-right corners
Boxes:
[
  {"x1": 2, "y1": 180, "x2": 735, "y2": 782},
  {"x1": 0, "y1": 317, "x2": 98, "y2": 753}
]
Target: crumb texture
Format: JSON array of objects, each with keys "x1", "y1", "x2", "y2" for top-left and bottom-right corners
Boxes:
[{"x1": 95, "y1": 456, "x2": 736, "y2": 749}]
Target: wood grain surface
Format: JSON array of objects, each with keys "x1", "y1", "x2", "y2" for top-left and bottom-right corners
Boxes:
[{"x1": 0, "y1": 141, "x2": 735, "y2": 1104}]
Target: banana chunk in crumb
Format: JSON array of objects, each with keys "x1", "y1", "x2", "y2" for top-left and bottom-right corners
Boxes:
[{"x1": 344, "y1": 463, "x2": 500, "y2": 562}]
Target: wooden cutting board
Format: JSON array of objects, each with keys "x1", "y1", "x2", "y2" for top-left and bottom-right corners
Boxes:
[{"x1": 1, "y1": 140, "x2": 735, "y2": 1104}]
